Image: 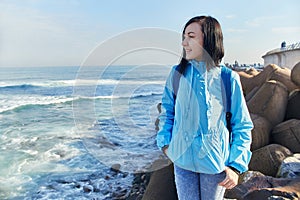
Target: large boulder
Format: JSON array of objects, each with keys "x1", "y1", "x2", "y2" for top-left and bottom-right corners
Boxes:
[
  {"x1": 238, "y1": 64, "x2": 299, "y2": 97},
  {"x1": 142, "y1": 164, "x2": 178, "y2": 200},
  {"x1": 277, "y1": 154, "x2": 300, "y2": 178},
  {"x1": 238, "y1": 64, "x2": 277, "y2": 96},
  {"x1": 245, "y1": 86, "x2": 260, "y2": 102},
  {"x1": 271, "y1": 119, "x2": 300, "y2": 153},
  {"x1": 249, "y1": 144, "x2": 293, "y2": 177},
  {"x1": 225, "y1": 173, "x2": 300, "y2": 200},
  {"x1": 247, "y1": 80, "x2": 289, "y2": 127},
  {"x1": 250, "y1": 113, "x2": 272, "y2": 151},
  {"x1": 270, "y1": 65, "x2": 299, "y2": 93},
  {"x1": 243, "y1": 182, "x2": 300, "y2": 200},
  {"x1": 285, "y1": 89, "x2": 300, "y2": 120},
  {"x1": 291, "y1": 61, "x2": 300, "y2": 86},
  {"x1": 245, "y1": 67, "x2": 260, "y2": 76}
]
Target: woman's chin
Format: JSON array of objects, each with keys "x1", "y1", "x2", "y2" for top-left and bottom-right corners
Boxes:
[{"x1": 185, "y1": 55, "x2": 193, "y2": 60}]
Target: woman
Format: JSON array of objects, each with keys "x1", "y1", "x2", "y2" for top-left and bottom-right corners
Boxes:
[{"x1": 156, "y1": 16, "x2": 253, "y2": 200}]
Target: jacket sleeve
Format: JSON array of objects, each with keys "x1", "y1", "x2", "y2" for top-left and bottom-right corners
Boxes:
[
  {"x1": 156, "y1": 67, "x2": 176, "y2": 150},
  {"x1": 227, "y1": 71, "x2": 253, "y2": 173}
]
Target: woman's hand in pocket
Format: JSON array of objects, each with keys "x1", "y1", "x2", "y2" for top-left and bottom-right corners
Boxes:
[{"x1": 162, "y1": 145, "x2": 169, "y2": 155}]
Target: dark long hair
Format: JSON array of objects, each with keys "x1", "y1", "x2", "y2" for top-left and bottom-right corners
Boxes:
[{"x1": 178, "y1": 16, "x2": 224, "y2": 74}]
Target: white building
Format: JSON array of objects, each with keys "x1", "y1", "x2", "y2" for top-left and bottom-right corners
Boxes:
[{"x1": 262, "y1": 41, "x2": 300, "y2": 70}]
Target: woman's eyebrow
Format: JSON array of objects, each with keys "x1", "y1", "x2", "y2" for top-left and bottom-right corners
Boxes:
[{"x1": 184, "y1": 31, "x2": 196, "y2": 35}]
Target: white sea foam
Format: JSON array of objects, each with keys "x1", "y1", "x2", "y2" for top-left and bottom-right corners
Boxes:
[
  {"x1": 75, "y1": 95, "x2": 120, "y2": 100},
  {"x1": 62, "y1": 79, "x2": 165, "y2": 86},
  {"x1": 0, "y1": 90, "x2": 162, "y2": 114},
  {"x1": 74, "y1": 90, "x2": 163, "y2": 100},
  {"x1": 0, "y1": 79, "x2": 165, "y2": 88},
  {"x1": 0, "y1": 175, "x2": 33, "y2": 198},
  {"x1": 0, "y1": 95, "x2": 77, "y2": 113}
]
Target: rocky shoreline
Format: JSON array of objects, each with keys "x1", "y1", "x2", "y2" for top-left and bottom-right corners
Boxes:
[{"x1": 126, "y1": 172, "x2": 152, "y2": 200}]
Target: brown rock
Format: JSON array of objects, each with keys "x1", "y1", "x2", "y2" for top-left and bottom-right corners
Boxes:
[
  {"x1": 285, "y1": 89, "x2": 300, "y2": 120},
  {"x1": 271, "y1": 119, "x2": 300, "y2": 153},
  {"x1": 111, "y1": 163, "x2": 121, "y2": 173},
  {"x1": 238, "y1": 64, "x2": 299, "y2": 97},
  {"x1": 238, "y1": 64, "x2": 278, "y2": 96},
  {"x1": 270, "y1": 66, "x2": 300, "y2": 93},
  {"x1": 245, "y1": 67, "x2": 260, "y2": 76},
  {"x1": 277, "y1": 154, "x2": 300, "y2": 178},
  {"x1": 247, "y1": 80, "x2": 288, "y2": 127},
  {"x1": 250, "y1": 113, "x2": 272, "y2": 151},
  {"x1": 249, "y1": 144, "x2": 293, "y2": 176},
  {"x1": 245, "y1": 86, "x2": 260, "y2": 102},
  {"x1": 142, "y1": 163, "x2": 178, "y2": 200},
  {"x1": 225, "y1": 175, "x2": 300, "y2": 200},
  {"x1": 291, "y1": 61, "x2": 300, "y2": 86},
  {"x1": 243, "y1": 188, "x2": 299, "y2": 200}
]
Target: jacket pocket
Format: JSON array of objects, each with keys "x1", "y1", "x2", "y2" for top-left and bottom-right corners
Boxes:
[{"x1": 168, "y1": 130, "x2": 193, "y2": 162}]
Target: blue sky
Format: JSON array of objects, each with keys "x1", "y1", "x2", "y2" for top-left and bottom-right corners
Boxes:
[{"x1": 0, "y1": 0, "x2": 299, "y2": 67}]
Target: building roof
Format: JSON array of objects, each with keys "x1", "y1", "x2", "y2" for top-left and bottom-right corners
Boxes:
[{"x1": 262, "y1": 41, "x2": 300, "y2": 58}]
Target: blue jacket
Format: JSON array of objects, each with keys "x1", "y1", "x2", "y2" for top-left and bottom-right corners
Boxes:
[{"x1": 156, "y1": 60, "x2": 253, "y2": 174}]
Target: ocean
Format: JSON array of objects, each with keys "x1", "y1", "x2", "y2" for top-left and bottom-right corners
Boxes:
[{"x1": 0, "y1": 65, "x2": 171, "y2": 199}]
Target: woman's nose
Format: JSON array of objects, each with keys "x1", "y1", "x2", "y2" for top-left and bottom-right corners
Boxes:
[{"x1": 182, "y1": 38, "x2": 188, "y2": 47}]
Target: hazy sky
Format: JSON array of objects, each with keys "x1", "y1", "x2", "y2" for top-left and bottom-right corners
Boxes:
[{"x1": 0, "y1": 0, "x2": 299, "y2": 67}]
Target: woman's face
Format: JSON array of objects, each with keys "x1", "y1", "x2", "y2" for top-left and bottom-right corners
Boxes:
[{"x1": 182, "y1": 22, "x2": 204, "y2": 61}]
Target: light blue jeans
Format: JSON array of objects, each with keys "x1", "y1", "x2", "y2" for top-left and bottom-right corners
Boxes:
[{"x1": 174, "y1": 165, "x2": 226, "y2": 200}]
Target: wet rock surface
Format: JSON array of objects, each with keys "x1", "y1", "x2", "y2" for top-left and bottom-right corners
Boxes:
[
  {"x1": 31, "y1": 167, "x2": 133, "y2": 200},
  {"x1": 225, "y1": 174, "x2": 300, "y2": 199},
  {"x1": 126, "y1": 172, "x2": 152, "y2": 200}
]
